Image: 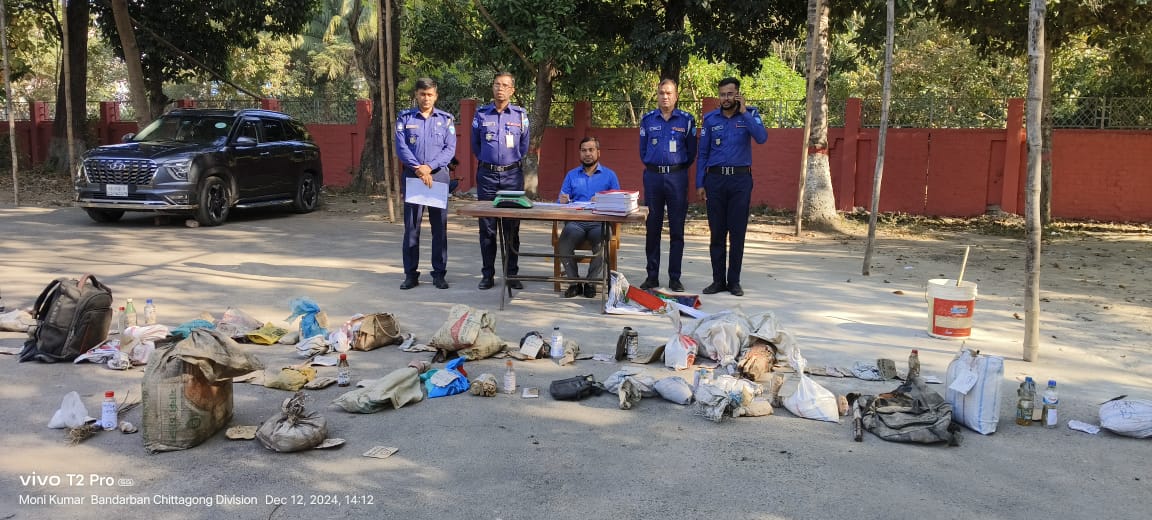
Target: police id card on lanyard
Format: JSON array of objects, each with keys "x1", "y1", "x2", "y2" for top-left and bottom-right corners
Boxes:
[
  {"x1": 505, "y1": 133, "x2": 515, "y2": 148},
  {"x1": 669, "y1": 140, "x2": 677, "y2": 153}
]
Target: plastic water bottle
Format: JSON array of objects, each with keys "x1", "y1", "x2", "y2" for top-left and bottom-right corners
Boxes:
[
  {"x1": 143, "y1": 299, "x2": 157, "y2": 325},
  {"x1": 503, "y1": 360, "x2": 517, "y2": 394},
  {"x1": 907, "y1": 349, "x2": 921, "y2": 380},
  {"x1": 124, "y1": 299, "x2": 138, "y2": 327},
  {"x1": 1016, "y1": 377, "x2": 1036, "y2": 426},
  {"x1": 337, "y1": 354, "x2": 351, "y2": 387},
  {"x1": 550, "y1": 327, "x2": 564, "y2": 359},
  {"x1": 101, "y1": 391, "x2": 117, "y2": 430},
  {"x1": 115, "y1": 306, "x2": 127, "y2": 335},
  {"x1": 1042, "y1": 379, "x2": 1059, "y2": 429}
]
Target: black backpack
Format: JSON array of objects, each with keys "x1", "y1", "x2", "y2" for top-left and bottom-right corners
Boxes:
[{"x1": 19, "y1": 275, "x2": 114, "y2": 363}]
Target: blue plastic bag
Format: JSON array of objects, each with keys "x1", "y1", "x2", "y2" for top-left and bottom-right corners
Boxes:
[
  {"x1": 169, "y1": 319, "x2": 215, "y2": 339},
  {"x1": 420, "y1": 358, "x2": 470, "y2": 398},
  {"x1": 285, "y1": 297, "x2": 328, "y2": 339}
]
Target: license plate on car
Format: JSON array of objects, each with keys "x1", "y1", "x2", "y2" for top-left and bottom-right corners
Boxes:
[{"x1": 105, "y1": 184, "x2": 128, "y2": 197}]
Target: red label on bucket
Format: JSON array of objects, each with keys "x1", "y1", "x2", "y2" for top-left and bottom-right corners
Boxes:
[{"x1": 932, "y1": 298, "x2": 974, "y2": 336}]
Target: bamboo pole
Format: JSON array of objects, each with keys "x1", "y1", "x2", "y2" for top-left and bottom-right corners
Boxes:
[
  {"x1": 862, "y1": 0, "x2": 894, "y2": 275},
  {"x1": 61, "y1": 0, "x2": 75, "y2": 175},
  {"x1": 1023, "y1": 0, "x2": 1046, "y2": 362},
  {"x1": 378, "y1": 0, "x2": 396, "y2": 222}
]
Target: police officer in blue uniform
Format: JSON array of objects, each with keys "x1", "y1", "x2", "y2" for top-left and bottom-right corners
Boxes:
[
  {"x1": 395, "y1": 78, "x2": 457, "y2": 290},
  {"x1": 472, "y1": 72, "x2": 530, "y2": 290},
  {"x1": 638, "y1": 79, "x2": 697, "y2": 292},
  {"x1": 696, "y1": 77, "x2": 768, "y2": 297}
]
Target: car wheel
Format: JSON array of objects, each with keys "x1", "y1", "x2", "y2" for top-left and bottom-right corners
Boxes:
[
  {"x1": 293, "y1": 172, "x2": 320, "y2": 213},
  {"x1": 195, "y1": 176, "x2": 231, "y2": 226},
  {"x1": 84, "y1": 208, "x2": 124, "y2": 223}
]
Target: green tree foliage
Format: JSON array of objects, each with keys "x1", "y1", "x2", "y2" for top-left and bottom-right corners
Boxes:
[{"x1": 92, "y1": 0, "x2": 321, "y2": 115}]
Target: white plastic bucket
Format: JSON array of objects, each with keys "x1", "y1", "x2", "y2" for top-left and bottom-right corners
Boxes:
[{"x1": 926, "y1": 279, "x2": 977, "y2": 339}]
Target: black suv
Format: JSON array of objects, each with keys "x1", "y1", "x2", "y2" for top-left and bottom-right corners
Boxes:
[{"x1": 74, "y1": 108, "x2": 323, "y2": 226}]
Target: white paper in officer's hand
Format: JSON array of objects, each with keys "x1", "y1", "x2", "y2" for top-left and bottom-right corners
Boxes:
[{"x1": 404, "y1": 178, "x2": 449, "y2": 209}]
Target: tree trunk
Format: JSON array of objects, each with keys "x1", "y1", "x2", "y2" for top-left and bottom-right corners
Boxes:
[
  {"x1": 111, "y1": 0, "x2": 150, "y2": 128},
  {"x1": 801, "y1": 0, "x2": 838, "y2": 229},
  {"x1": 347, "y1": 0, "x2": 400, "y2": 194},
  {"x1": 1023, "y1": 0, "x2": 1045, "y2": 363},
  {"x1": 659, "y1": 0, "x2": 688, "y2": 83},
  {"x1": 46, "y1": 0, "x2": 89, "y2": 173},
  {"x1": 524, "y1": 59, "x2": 557, "y2": 198},
  {"x1": 145, "y1": 71, "x2": 168, "y2": 121}
]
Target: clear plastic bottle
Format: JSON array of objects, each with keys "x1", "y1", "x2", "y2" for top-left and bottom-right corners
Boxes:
[
  {"x1": 907, "y1": 349, "x2": 921, "y2": 380},
  {"x1": 1042, "y1": 379, "x2": 1059, "y2": 429},
  {"x1": 503, "y1": 360, "x2": 517, "y2": 394},
  {"x1": 337, "y1": 354, "x2": 351, "y2": 387},
  {"x1": 1016, "y1": 377, "x2": 1036, "y2": 426},
  {"x1": 115, "y1": 306, "x2": 127, "y2": 335},
  {"x1": 124, "y1": 299, "x2": 138, "y2": 327},
  {"x1": 143, "y1": 299, "x2": 157, "y2": 325},
  {"x1": 550, "y1": 327, "x2": 564, "y2": 359},
  {"x1": 101, "y1": 391, "x2": 118, "y2": 430}
]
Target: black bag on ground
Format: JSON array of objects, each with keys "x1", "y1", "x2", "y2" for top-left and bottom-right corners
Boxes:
[
  {"x1": 549, "y1": 374, "x2": 605, "y2": 401},
  {"x1": 19, "y1": 275, "x2": 113, "y2": 363}
]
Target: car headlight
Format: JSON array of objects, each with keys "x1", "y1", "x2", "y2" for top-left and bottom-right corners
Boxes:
[{"x1": 165, "y1": 159, "x2": 193, "y2": 180}]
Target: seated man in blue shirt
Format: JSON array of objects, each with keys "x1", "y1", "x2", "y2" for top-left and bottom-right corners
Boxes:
[{"x1": 557, "y1": 137, "x2": 621, "y2": 298}]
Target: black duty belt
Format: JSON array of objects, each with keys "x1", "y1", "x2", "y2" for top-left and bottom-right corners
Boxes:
[
  {"x1": 707, "y1": 165, "x2": 751, "y2": 176},
  {"x1": 645, "y1": 164, "x2": 688, "y2": 174},
  {"x1": 479, "y1": 161, "x2": 522, "y2": 172}
]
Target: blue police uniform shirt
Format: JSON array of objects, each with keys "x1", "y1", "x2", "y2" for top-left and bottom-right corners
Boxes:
[
  {"x1": 558, "y1": 164, "x2": 621, "y2": 203},
  {"x1": 638, "y1": 108, "x2": 697, "y2": 167},
  {"x1": 394, "y1": 107, "x2": 457, "y2": 172},
  {"x1": 695, "y1": 107, "x2": 768, "y2": 188},
  {"x1": 471, "y1": 103, "x2": 530, "y2": 166}
]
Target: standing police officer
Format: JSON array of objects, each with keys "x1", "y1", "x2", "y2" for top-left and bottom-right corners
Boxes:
[
  {"x1": 638, "y1": 79, "x2": 696, "y2": 293},
  {"x1": 695, "y1": 77, "x2": 767, "y2": 297},
  {"x1": 472, "y1": 72, "x2": 530, "y2": 290},
  {"x1": 395, "y1": 78, "x2": 456, "y2": 290}
]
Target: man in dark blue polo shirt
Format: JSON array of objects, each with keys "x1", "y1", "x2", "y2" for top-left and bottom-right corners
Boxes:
[
  {"x1": 638, "y1": 78, "x2": 697, "y2": 293},
  {"x1": 557, "y1": 137, "x2": 621, "y2": 298},
  {"x1": 471, "y1": 72, "x2": 531, "y2": 290},
  {"x1": 395, "y1": 77, "x2": 456, "y2": 290},
  {"x1": 696, "y1": 77, "x2": 768, "y2": 297}
]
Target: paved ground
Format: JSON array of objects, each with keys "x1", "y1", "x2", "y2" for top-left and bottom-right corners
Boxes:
[{"x1": 0, "y1": 202, "x2": 1149, "y2": 520}]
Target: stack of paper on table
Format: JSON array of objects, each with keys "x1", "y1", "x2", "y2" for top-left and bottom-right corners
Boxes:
[{"x1": 591, "y1": 190, "x2": 639, "y2": 216}]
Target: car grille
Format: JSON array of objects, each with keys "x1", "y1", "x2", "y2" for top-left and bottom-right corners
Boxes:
[{"x1": 84, "y1": 158, "x2": 158, "y2": 185}]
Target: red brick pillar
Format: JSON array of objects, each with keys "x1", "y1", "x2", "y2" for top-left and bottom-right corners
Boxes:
[
  {"x1": 260, "y1": 98, "x2": 282, "y2": 112},
  {"x1": 98, "y1": 102, "x2": 119, "y2": 145},
  {"x1": 457, "y1": 99, "x2": 477, "y2": 193},
  {"x1": 1000, "y1": 98, "x2": 1026, "y2": 215},
  {"x1": 176, "y1": 98, "x2": 196, "y2": 109},
  {"x1": 29, "y1": 101, "x2": 47, "y2": 165},
  {"x1": 574, "y1": 100, "x2": 591, "y2": 137},
  {"x1": 838, "y1": 98, "x2": 862, "y2": 211}
]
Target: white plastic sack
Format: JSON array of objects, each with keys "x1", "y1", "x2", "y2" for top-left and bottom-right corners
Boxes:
[
  {"x1": 1099, "y1": 398, "x2": 1152, "y2": 438},
  {"x1": 692, "y1": 310, "x2": 751, "y2": 365},
  {"x1": 653, "y1": 377, "x2": 694, "y2": 405},
  {"x1": 945, "y1": 347, "x2": 1003, "y2": 435},
  {"x1": 604, "y1": 271, "x2": 654, "y2": 315},
  {"x1": 663, "y1": 311, "x2": 698, "y2": 370},
  {"x1": 747, "y1": 311, "x2": 783, "y2": 343},
  {"x1": 781, "y1": 335, "x2": 839, "y2": 422},
  {"x1": 48, "y1": 391, "x2": 94, "y2": 429}
]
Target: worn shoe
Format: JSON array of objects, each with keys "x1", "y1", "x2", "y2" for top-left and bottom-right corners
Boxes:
[
  {"x1": 728, "y1": 283, "x2": 744, "y2": 296},
  {"x1": 564, "y1": 284, "x2": 582, "y2": 298},
  {"x1": 583, "y1": 283, "x2": 596, "y2": 298},
  {"x1": 432, "y1": 276, "x2": 449, "y2": 289},
  {"x1": 639, "y1": 277, "x2": 660, "y2": 290},
  {"x1": 400, "y1": 275, "x2": 419, "y2": 290},
  {"x1": 478, "y1": 277, "x2": 495, "y2": 290},
  {"x1": 668, "y1": 279, "x2": 685, "y2": 292},
  {"x1": 618, "y1": 377, "x2": 643, "y2": 410},
  {"x1": 702, "y1": 282, "x2": 727, "y2": 294},
  {"x1": 509, "y1": 280, "x2": 524, "y2": 290}
]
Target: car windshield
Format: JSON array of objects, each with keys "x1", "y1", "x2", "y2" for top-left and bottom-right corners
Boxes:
[{"x1": 133, "y1": 115, "x2": 235, "y2": 145}]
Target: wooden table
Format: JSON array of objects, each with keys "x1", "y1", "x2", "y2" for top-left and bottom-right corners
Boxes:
[{"x1": 457, "y1": 202, "x2": 648, "y2": 310}]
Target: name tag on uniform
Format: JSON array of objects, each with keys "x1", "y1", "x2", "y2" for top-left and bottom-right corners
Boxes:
[
  {"x1": 505, "y1": 133, "x2": 515, "y2": 148},
  {"x1": 669, "y1": 140, "x2": 677, "y2": 153},
  {"x1": 405, "y1": 124, "x2": 419, "y2": 129}
]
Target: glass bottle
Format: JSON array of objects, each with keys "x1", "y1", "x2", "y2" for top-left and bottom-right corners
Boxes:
[
  {"x1": 503, "y1": 360, "x2": 517, "y2": 394},
  {"x1": 124, "y1": 298, "x2": 138, "y2": 327},
  {"x1": 1016, "y1": 377, "x2": 1036, "y2": 426},
  {"x1": 337, "y1": 354, "x2": 351, "y2": 387}
]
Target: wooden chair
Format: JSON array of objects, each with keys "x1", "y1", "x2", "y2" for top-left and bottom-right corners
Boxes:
[{"x1": 551, "y1": 221, "x2": 621, "y2": 292}]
